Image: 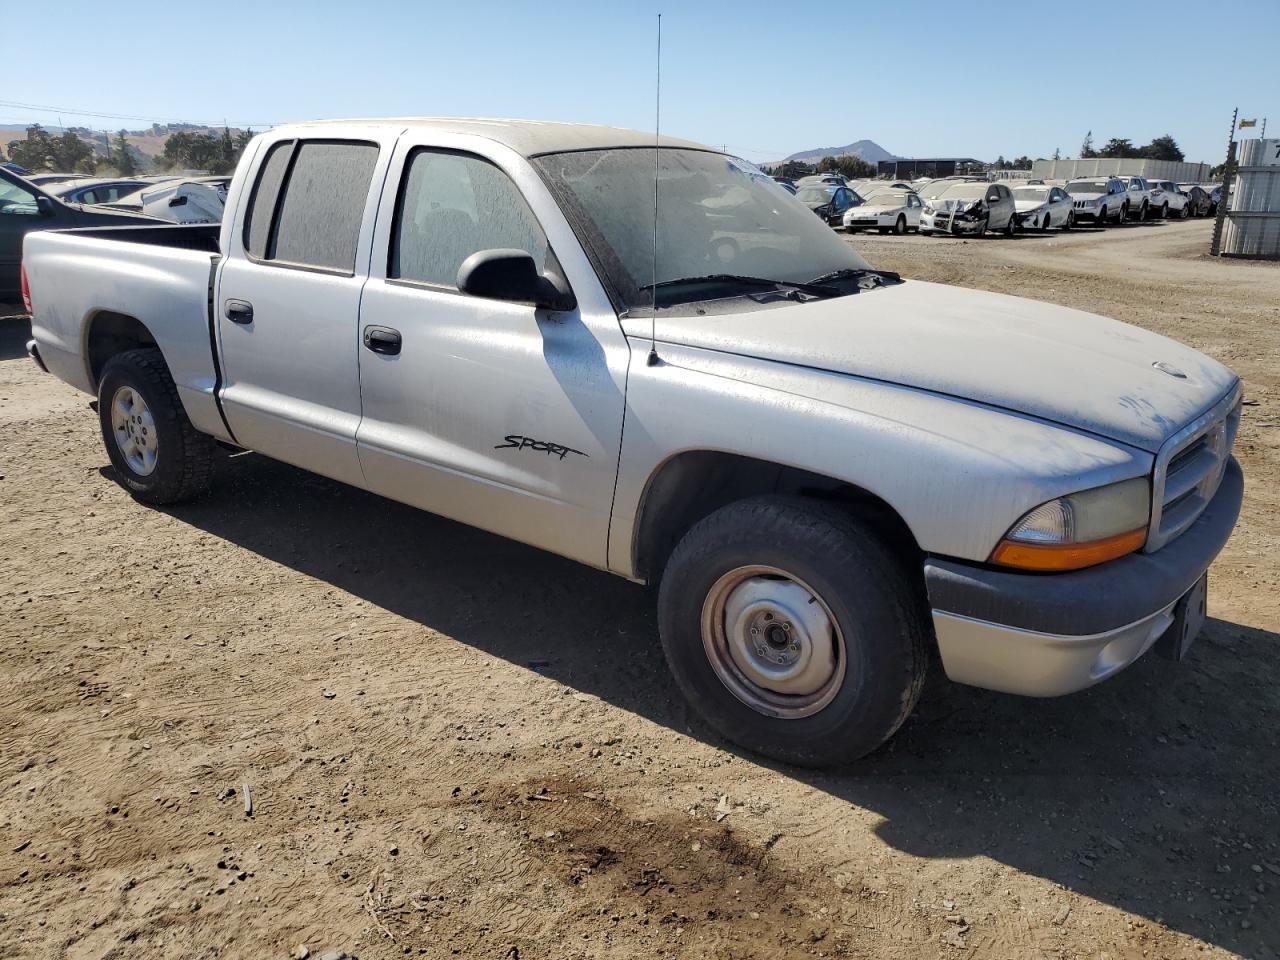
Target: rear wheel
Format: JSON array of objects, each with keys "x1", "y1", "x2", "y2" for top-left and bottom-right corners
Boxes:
[
  {"x1": 1159, "y1": 202, "x2": 1168, "y2": 219},
  {"x1": 97, "y1": 348, "x2": 214, "y2": 504},
  {"x1": 657, "y1": 497, "x2": 928, "y2": 767}
]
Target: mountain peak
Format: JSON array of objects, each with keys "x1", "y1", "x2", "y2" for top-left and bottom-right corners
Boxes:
[{"x1": 782, "y1": 139, "x2": 896, "y2": 165}]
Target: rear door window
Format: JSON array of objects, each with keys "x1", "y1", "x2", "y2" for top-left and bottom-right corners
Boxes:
[{"x1": 243, "y1": 139, "x2": 379, "y2": 273}]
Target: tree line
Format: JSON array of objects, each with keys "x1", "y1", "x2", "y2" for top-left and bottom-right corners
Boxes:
[
  {"x1": 1078, "y1": 132, "x2": 1184, "y2": 161},
  {"x1": 4, "y1": 124, "x2": 254, "y2": 175}
]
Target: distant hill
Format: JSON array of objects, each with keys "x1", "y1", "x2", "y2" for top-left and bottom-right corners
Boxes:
[
  {"x1": 0, "y1": 123, "x2": 240, "y2": 168},
  {"x1": 781, "y1": 139, "x2": 897, "y2": 165}
]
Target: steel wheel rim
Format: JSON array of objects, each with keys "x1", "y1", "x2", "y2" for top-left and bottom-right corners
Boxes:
[
  {"x1": 110, "y1": 386, "x2": 158, "y2": 476},
  {"x1": 700, "y1": 565, "x2": 846, "y2": 719}
]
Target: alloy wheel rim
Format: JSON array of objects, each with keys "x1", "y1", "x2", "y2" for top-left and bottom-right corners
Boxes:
[
  {"x1": 110, "y1": 386, "x2": 158, "y2": 476},
  {"x1": 700, "y1": 565, "x2": 846, "y2": 719}
]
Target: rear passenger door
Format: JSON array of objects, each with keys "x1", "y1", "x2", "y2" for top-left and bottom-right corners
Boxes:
[{"x1": 215, "y1": 131, "x2": 395, "y2": 488}]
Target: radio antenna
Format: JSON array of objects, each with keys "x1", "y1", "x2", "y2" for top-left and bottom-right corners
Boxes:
[{"x1": 647, "y1": 13, "x2": 662, "y2": 367}]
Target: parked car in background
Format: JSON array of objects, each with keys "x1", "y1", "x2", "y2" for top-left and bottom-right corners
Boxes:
[
  {"x1": 843, "y1": 188, "x2": 921, "y2": 234},
  {"x1": 105, "y1": 177, "x2": 229, "y2": 225},
  {"x1": 1146, "y1": 180, "x2": 1189, "y2": 219},
  {"x1": 0, "y1": 166, "x2": 157, "y2": 300},
  {"x1": 1178, "y1": 184, "x2": 1213, "y2": 217},
  {"x1": 772, "y1": 177, "x2": 797, "y2": 193},
  {"x1": 919, "y1": 181, "x2": 1017, "y2": 236},
  {"x1": 1118, "y1": 175, "x2": 1153, "y2": 221},
  {"x1": 1065, "y1": 177, "x2": 1129, "y2": 225},
  {"x1": 798, "y1": 173, "x2": 847, "y2": 187},
  {"x1": 794, "y1": 182, "x2": 862, "y2": 226},
  {"x1": 1206, "y1": 184, "x2": 1223, "y2": 215},
  {"x1": 47, "y1": 178, "x2": 147, "y2": 206},
  {"x1": 1, "y1": 161, "x2": 31, "y2": 176},
  {"x1": 1012, "y1": 184, "x2": 1074, "y2": 231},
  {"x1": 27, "y1": 173, "x2": 92, "y2": 187}
]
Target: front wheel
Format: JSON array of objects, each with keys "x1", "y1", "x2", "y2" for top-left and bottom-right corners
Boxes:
[
  {"x1": 657, "y1": 497, "x2": 928, "y2": 767},
  {"x1": 97, "y1": 348, "x2": 214, "y2": 504},
  {"x1": 892, "y1": 214, "x2": 906, "y2": 235},
  {"x1": 1003, "y1": 212, "x2": 1017, "y2": 237},
  {"x1": 1063, "y1": 210, "x2": 1074, "y2": 230}
]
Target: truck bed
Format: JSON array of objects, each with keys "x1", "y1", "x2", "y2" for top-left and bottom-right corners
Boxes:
[
  {"x1": 22, "y1": 223, "x2": 230, "y2": 442},
  {"x1": 54, "y1": 223, "x2": 222, "y2": 254}
]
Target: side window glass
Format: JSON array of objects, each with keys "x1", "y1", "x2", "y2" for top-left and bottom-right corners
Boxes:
[
  {"x1": 271, "y1": 142, "x2": 379, "y2": 271},
  {"x1": 390, "y1": 149, "x2": 549, "y2": 288},
  {"x1": 0, "y1": 178, "x2": 41, "y2": 216},
  {"x1": 244, "y1": 141, "x2": 294, "y2": 260},
  {"x1": 986, "y1": 187, "x2": 1000, "y2": 203}
]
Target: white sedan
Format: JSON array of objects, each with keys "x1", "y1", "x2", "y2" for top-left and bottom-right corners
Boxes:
[
  {"x1": 842, "y1": 189, "x2": 923, "y2": 234},
  {"x1": 1012, "y1": 184, "x2": 1074, "y2": 231}
]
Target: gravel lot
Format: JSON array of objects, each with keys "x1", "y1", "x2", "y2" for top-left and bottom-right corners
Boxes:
[{"x1": 1, "y1": 218, "x2": 1277, "y2": 960}]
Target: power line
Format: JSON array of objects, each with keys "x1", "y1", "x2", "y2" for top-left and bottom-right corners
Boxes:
[{"x1": 0, "y1": 97, "x2": 279, "y2": 130}]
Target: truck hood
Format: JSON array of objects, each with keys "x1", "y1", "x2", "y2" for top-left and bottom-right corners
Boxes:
[{"x1": 640, "y1": 281, "x2": 1237, "y2": 453}]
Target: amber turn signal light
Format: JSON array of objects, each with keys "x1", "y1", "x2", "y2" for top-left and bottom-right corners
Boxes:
[{"x1": 989, "y1": 527, "x2": 1147, "y2": 572}]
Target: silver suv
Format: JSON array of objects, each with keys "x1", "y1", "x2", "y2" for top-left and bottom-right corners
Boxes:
[{"x1": 1065, "y1": 177, "x2": 1130, "y2": 226}]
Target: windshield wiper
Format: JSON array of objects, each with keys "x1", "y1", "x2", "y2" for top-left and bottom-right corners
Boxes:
[
  {"x1": 639, "y1": 274, "x2": 840, "y2": 299},
  {"x1": 807, "y1": 267, "x2": 903, "y2": 287}
]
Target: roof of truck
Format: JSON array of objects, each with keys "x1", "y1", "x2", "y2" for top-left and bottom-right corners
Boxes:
[{"x1": 277, "y1": 117, "x2": 711, "y2": 157}]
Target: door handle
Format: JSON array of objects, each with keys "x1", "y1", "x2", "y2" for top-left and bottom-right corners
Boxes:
[
  {"x1": 363, "y1": 325, "x2": 402, "y2": 356},
  {"x1": 225, "y1": 299, "x2": 254, "y2": 324}
]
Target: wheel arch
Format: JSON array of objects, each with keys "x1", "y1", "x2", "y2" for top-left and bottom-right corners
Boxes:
[
  {"x1": 630, "y1": 450, "x2": 923, "y2": 586},
  {"x1": 83, "y1": 310, "x2": 160, "y2": 389}
]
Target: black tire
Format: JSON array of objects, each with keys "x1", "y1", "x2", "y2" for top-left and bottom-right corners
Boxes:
[
  {"x1": 97, "y1": 348, "x2": 214, "y2": 505},
  {"x1": 656, "y1": 496, "x2": 928, "y2": 767},
  {"x1": 1137, "y1": 200, "x2": 1148, "y2": 221},
  {"x1": 976, "y1": 215, "x2": 990, "y2": 236},
  {"x1": 893, "y1": 214, "x2": 906, "y2": 235},
  {"x1": 1097, "y1": 206, "x2": 1108, "y2": 227},
  {"x1": 1003, "y1": 211, "x2": 1016, "y2": 237},
  {"x1": 1119, "y1": 202, "x2": 1129, "y2": 223},
  {"x1": 1159, "y1": 202, "x2": 1168, "y2": 220},
  {"x1": 1063, "y1": 210, "x2": 1074, "y2": 230}
]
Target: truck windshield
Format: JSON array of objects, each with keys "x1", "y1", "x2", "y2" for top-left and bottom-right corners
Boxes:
[{"x1": 533, "y1": 148, "x2": 872, "y2": 314}]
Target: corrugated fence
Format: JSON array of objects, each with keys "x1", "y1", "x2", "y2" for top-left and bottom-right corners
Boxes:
[{"x1": 1221, "y1": 139, "x2": 1280, "y2": 260}]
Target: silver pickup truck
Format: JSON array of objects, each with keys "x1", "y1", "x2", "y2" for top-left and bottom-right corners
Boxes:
[{"x1": 22, "y1": 119, "x2": 1243, "y2": 766}]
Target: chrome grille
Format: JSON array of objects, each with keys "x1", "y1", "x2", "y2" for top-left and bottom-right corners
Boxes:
[{"x1": 1146, "y1": 385, "x2": 1241, "y2": 552}]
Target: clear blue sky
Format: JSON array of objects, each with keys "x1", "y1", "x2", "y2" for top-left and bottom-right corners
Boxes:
[{"x1": 5, "y1": 0, "x2": 1276, "y2": 165}]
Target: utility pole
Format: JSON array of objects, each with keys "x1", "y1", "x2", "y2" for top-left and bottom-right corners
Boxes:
[{"x1": 1210, "y1": 107, "x2": 1238, "y2": 257}]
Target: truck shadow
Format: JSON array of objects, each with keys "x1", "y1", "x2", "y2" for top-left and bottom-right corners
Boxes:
[
  {"x1": 0, "y1": 314, "x2": 32, "y2": 361},
  {"x1": 159, "y1": 449, "x2": 1277, "y2": 957}
]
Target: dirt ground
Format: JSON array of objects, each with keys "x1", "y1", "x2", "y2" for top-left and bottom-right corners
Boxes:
[{"x1": 1, "y1": 218, "x2": 1278, "y2": 960}]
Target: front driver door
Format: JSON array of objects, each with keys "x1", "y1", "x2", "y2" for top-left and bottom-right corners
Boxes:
[{"x1": 355, "y1": 139, "x2": 629, "y2": 568}]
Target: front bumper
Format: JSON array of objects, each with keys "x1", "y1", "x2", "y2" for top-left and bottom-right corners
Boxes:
[
  {"x1": 925, "y1": 457, "x2": 1243, "y2": 696},
  {"x1": 920, "y1": 211, "x2": 983, "y2": 234}
]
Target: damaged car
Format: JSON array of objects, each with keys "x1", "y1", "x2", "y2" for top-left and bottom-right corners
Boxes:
[{"x1": 919, "y1": 181, "x2": 1016, "y2": 237}]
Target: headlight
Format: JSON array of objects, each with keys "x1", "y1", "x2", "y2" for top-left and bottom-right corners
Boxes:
[
  {"x1": 990, "y1": 477, "x2": 1150, "y2": 571},
  {"x1": 923, "y1": 204, "x2": 935, "y2": 214},
  {"x1": 1086, "y1": 197, "x2": 1101, "y2": 207}
]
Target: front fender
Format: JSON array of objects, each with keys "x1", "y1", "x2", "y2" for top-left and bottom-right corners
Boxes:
[{"x1": 608, "y1": 341, "x2": 1151, "y2": 577}]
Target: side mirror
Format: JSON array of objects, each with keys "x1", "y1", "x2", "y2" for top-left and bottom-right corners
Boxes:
[
  {"x1": 456, "y1": 248, "x2": 576, "y2": 311},
  {"x1": 36, "y1": 196, "x2": 57, "y2": 218}
]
